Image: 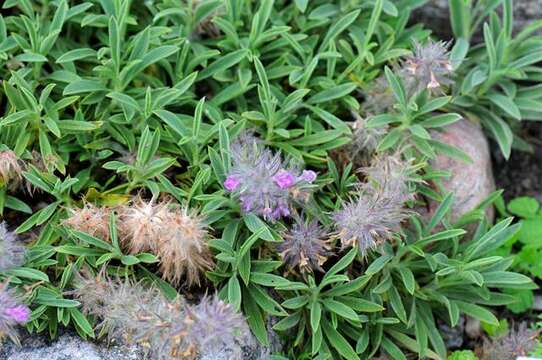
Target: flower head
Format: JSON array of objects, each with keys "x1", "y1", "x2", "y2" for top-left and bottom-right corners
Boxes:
[
  {"x1": 362, "y1": 40, "x2": 454, "y2": 114},
  {"x1": 185, "y1": 295, "x2": 250, "y2": 355},
  {"x1": 278, "y1": 216, "x2": 330, "y2": 273},
  {"x1": 0, "y1": 222, "x2": 25, "y2": 272},
  {"x1": 333, "y1": 155, "x2": 414, "y2": 255},
  {"x1": 225, "y1": 133, "x2": 316, "y2": 222},
  {"x1": 118, "y1": 197, "x2": 213, "y2": 286},
  {"x1": 482, "y1": 324, "x2": 539, "y2": 360},
  {"x1": 0, "y1": 282, "x2": 30, "y2": 345},
  {"x1": 62, "y1": 202, "x2": 112, "y2": 241},
  {"x1": 403, "y1": 40, "x2": 453, "y2": 94},
  {"x1": 0, "y1": 150, "x2": 23, "y2": 187},
  {"x1": 73, "y1": 273, "x2": 250, "y2": 359}
]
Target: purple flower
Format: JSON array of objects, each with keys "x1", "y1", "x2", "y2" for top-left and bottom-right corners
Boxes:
[
  {"x1": 225, "y1": 132, "x2": 314, "y2": 222},
  {"x1": 0, "y1": 283, "x2": 29, "y2": 345},
  {"x1": 278, "y1": 216, "x2": 330, "y2": 273},
  {"x1": 224, "y1": 176, "x2": 241, "y2": 191},
  {"x1": 273, "y1": 170, "x2": 296, "y2": 189},
  {"x1": 4, "y1": 305, "x2": 30, "y2": 323},
  {"x1": 299, "y1": 170, "x2": 317, "y2": 183}
]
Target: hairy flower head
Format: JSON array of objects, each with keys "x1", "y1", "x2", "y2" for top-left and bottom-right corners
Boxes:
[
  {"x1": 482, "y1": 324, "x2": 539, "y2": 360},
  {"x1": 185, "y1": 295, "x2": 250, "y2": 356},
  {"x1": 73, "y1": 273, "x2": 250, "y2": 359},
  {"x1": 278, "y1": 216, "x2": 330, "y2": 273},
  {"x1": 119, "y1": 197, "x2": 213, "y2": 286},
  {"x1": 363, "y1": 40, "x2": 454, "y2": 114},
  {"x1": 0, "y1": 283, "x2": 30, "y2": 345},
  {"x1": 0, "y1": 222, "x2": 25, "y2": 272},
  {"x1": 224, "y1": 133, "x2": 316, "y2": 222},
  {"x1": 62, "y1": 202, "x2": 112, "y2": 241},
  {"x1": 333, "y1": 155, "x2": 414, "y2": 255},
  {"x1": 0, "y1": 150, "x2": 24, "y2": 187},
  {"x1": 403, "y1": 40, "x2": 453, "y2": 94}
]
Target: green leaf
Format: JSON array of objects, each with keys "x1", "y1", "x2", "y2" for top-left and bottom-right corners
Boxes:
[
  {"x1": 321, "y1": 319, "x2": 360, "y2": 360},
  {"x1": 456, "y1": 301, "x2": 498, "y2": 326},
  {"x1": 63, "y1": 80, "x2": 107, "y2": 95},
  {"x1": 486, "y1": 93, "x2": 521, "y2": 120},
  {"x1": 198, "y1": 49, "x2": 248, "y2": 80}
]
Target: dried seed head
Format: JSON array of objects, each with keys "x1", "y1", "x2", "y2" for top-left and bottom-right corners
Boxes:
[
  {"x1": 333, "y1": 155, "x2": 414, "y2": 255},
  {"x1": 0, "y1": 150, "x2": 23, "y2": 187},
  {"x1": 73, "y1": 273, "x2": 250, "y2": 359},
  {"x1": 278, "y1": 216, "x2": 330, "y2": 273},
  {"x1": 185, "y1": 295, "x2": 250, "y2": 356},
  {"x1": 0, "y1": 222, "x2": 25, "y2": 272},
  {"x1": 482, "y1": 324, "x2": 539, "y2": 360},
  {"x1": 157, "y1": 207, "x2": 214, "y2": 287},
  {"x1": 118, "y1": 196, "x2": 170, "y2": 253},
  {"x1": 0, "y1": 282, "x2": 30, "y2": 346},
  {"x1": 118, "y1": 197, "x2": 213, "y2": 286},
  {"x1": 63, "y1": 202, "x2": 112, "y2": 241},
  {"x1": 224, "y1": 132, "x2": 316, "y2": 222}
]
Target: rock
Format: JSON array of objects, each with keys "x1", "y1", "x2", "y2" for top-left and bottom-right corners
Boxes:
[
  {"x1": 429, "y1": 118, "x2": 496, "y2": 222},
  {"x1": 413, "y1": 0, "x2": 542, "y2": 39},
  {"x1": 0, "y1": 323, "x2": 281, "y2": 360},
  {"x1": 0, "y1": 332, "x2": 143, "y2": 360},
  {"x1": 438, "y1": 316, "x2": 466, "y2": 349},
  {"x1": 465, "y1": 316, "x2": 481, "y2": 339},
  {"x1": 199, "y1": 321, "x2": 283, "y2": 360}
]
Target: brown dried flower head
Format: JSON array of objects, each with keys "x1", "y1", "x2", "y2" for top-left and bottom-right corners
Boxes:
[
  {"x1": 62, "y1": 202, "x2": 112, "y2": 241},
  {"x1": 0, "y1": 150, "x2": 24, "y2": 187},
  {"x1": 118, "y1": 197, "x2": 213, "y2": 286}
]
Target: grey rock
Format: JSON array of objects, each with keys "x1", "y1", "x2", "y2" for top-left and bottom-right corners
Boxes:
[
  {"x1": 0, "y1": 323, "x2": 281, "y2": 360},
  {"x1": 0, "y1": 332, "x2": 143, "y2": 360},
  {"x1": 429, "y1": 118, "x2": 496, "y2": 222},
  {"x1": 413, "y1": 0, "x2": 542, "y2": 39}
]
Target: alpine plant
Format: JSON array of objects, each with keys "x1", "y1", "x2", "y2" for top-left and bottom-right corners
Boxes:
[{"x1": 224, "y1": 133, "x2": 317, "y2": 222}]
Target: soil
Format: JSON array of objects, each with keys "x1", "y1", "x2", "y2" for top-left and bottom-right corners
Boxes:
[{"x1": 492, "y1": 122, "x2": 542, "y2": 201}]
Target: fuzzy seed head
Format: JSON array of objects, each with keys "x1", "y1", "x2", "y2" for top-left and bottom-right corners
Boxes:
[
  {"x1": 333, "y1": 155, "x2": 413, "y2": 255},
  {"x1": 225, "y1": 133, "x2": 316, "y2": 222},
  {"x1": 73, "y1": 274, "x2": 250, "y2": 359},
  {"x1": 278, "y1": 217, "x2": 330, "y2": 273},
  {"x1": 185, "y1": 295, "x2": 250, "y2": 356},
  {"x1": 0, "y1": 222, "x2": 25, "y2": 272},
  {"x1": 482, "y1": 324, "x2": 539, "y2": 360},
  {"x1": 118, "y1": 196, "x2": 170, "y2": 253},
  {"x1": 0, "y1": 283, "x2": 30, "y2": 345},
  {"x1": 0, "y1": 150, "x2": 23, "y2": 187},
  {"x1": 118, "y1": 197, "x2": 213, "y2": 286},
  {"x1": 63, "y1": 202, "x2": 112, "y2": 240},
  {"x1": 157, "y1": 207, "x2": 214, "y2": 287}
]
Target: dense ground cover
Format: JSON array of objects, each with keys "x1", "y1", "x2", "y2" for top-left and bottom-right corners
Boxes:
[{"x1": 0, "y1": 0, "x2": 541, "y2": 359}]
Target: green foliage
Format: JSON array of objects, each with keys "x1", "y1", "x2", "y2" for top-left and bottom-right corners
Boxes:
[
  {"x1": 448, "y1": 0, "x2": 542, "y2": 158},
  {"x1": 493, "y1": 196, "x2": 542, "y2": 314},
  {"x1": 447, "y1": 350, "x2": 479, "y2": 360},
  {"x1": 0, "y1": 0, "x2": 537, "y2": 358}
]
